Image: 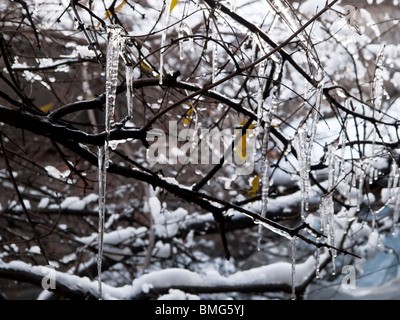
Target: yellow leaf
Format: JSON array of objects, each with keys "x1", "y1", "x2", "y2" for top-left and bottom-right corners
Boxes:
[
  {"x1": 170, "y1": 0, "x2": 178, "y2": 12},
  {"x1": 248, "y1": 173, "x2": 261, "y2": 198},
  {"x1": 40, "y1": 102, "x2": 54, "y2": 113},
  {"x1": 97, "y1": 0, "x2": 128, "y2": 27},
  {"x1": 183, "y1": 107, "x2": 194, "y2": 126},
  {"x1": 140, "y1": 61, "x2": 153, "y2": 72}
]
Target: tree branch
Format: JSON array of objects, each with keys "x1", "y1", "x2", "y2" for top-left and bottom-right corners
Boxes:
[{"x1": 0, "y1": 105, "x2": 148, "y2": 147}]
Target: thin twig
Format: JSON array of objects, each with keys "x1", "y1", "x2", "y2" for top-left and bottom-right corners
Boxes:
[{"x1": 0, "y1": 134, "x2": 50, "y2": 265}]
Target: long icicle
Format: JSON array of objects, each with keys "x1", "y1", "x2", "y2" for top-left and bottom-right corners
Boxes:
[
  {"x1": 296, "y1": 77, "x2": 325, "y2": 221},
  {"x1": 97, "y1": 146, "x2": 107, "y2": 300},
  {"x1": 323, "y1": 144, "x2": 337, "y2": 275},
  {"x1": 97, "y1": 25, "x2": 123, "y2": 300},
  {"x1": 105, "y1": 25, "x2": 123, "y2": 168},
  {"x1": 257, "y1": 59, "x2": 280, "y2": 250}
]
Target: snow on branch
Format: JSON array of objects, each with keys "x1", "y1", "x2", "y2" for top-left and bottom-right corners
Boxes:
[{"x1": 0, "y1": 254, "x2": 325, "y2": 300}]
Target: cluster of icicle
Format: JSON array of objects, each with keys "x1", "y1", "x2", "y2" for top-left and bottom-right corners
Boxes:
[
  {"x1": 97, "y1": 25, "x2": 134, "y2": 300},
  {"x1": 159, "y1": 0, "x2": 220, "y2": 84},
  {"x1": 253, "y1": 38, "x2": 396, "y2": 299},
  {"x1": 252, "y1": 32, "x2": 299, "y2": 297},
  {"x1": 95, "y1": 3, "x2": 398, "y2": 302},
  {"x1": 159, "y1": 0, "x2": 196, "y2": 84}
]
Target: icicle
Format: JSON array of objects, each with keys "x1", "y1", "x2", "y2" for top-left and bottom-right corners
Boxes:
[
  {"x1": 393, "y1": 184, "x2": 400, "y2": 235},
  {"x1": 327, "y1": 144, "x2": 337, "y2": 191},
  {"x1": 257, "y1": 86, "x2": 279, "y2": 250},
  {"x1": 260, "y1": 96, "x2": 278, "y2": 214},
  {"x1": 178, "y1": 23, "x2": 194, "y2": 60},
  {"x1": 178, "y1": 29, "x2": 185, "y2": 60},
  {"x1": 320, "y1": 194, "x2": 326, "y2": 233},
  {"x1": 97, "y1": 146, "x2": 107, "y2": 300},
  {"x1": 320, "y1": 194, "x2": 335, "y2": 275},
  {"x1": 324, "y1": 144, "x2": 337, "y2": 274},
  {"x1": 105, "y1": 25, "x2": 124, "y2": 168},
  {"x1": 258, "y1": 153, "x2": 270, "y2": 250},
  {"x1": 294, "y1": 127, "x2": 309, "y2": 220},
  {"x1": 291, "y1": 236, "x2": 297, "y2": 300},
  {"x1": 339, "y1": 119, "x2": 347, "y2": 177},
  {"x1": 257, "y1": 147, "x2": 270, "y2": 250},
  {"x1": 373, "y1": 44, "x2": 386, "y2": 112},
  {"x1": 374, "y1": 169, "x2": 379, "y2": 181},
  {"x1": 96, "y1": 25, "x2": 123, "y2": 300},
  {"x1": 321, "y1": 143, "x2": 337, "y2": 274},
  {"x1": 257, "y1": 100, "x2": 272, "y2": 250},
  {"x1": 266, "y1": 0, "x2": 319, "y2": 72},
  {"x1": 357, "y1": 162, "x2": 364, "y2": 212},
  {"x1": 308, "y1": 78, "x2": 324, "y2": 155},
  {"x1": 256, "y1": 60, "x2": 267, "y2": 131},
  {"x1": 212, "y1": 17, "x2": 219, "y2": 83},
  {"x1": 344, "y1": 173, "x2": 352, "y2": 206},
  {"x1": 315, "y1": 243, "x2": 321, "y2": 279},
  {"x1": 159, "y1": 0, "x2": 172, "y2": 85},
  {"x1": 327, "y1": 197, "x2": 336, "y2": 275},
  {"x1": 369, "y1": 163, "x2": 376, "y2": 182},
  {"x1": 320, "y1": 195, "x2": 334, "y2": 236},
  {"x1": 388, "y1": 161, "x2": 399, "y2": 199},
  {"x1": 294, "y1": 78, "x2": 324, "y2": 220},
  {"x1": 371, "y1": 208, "x2": 377, "y2": 233},
  {"x1": 126, "y1": 64, "x2": 134, "y2": 118}
]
